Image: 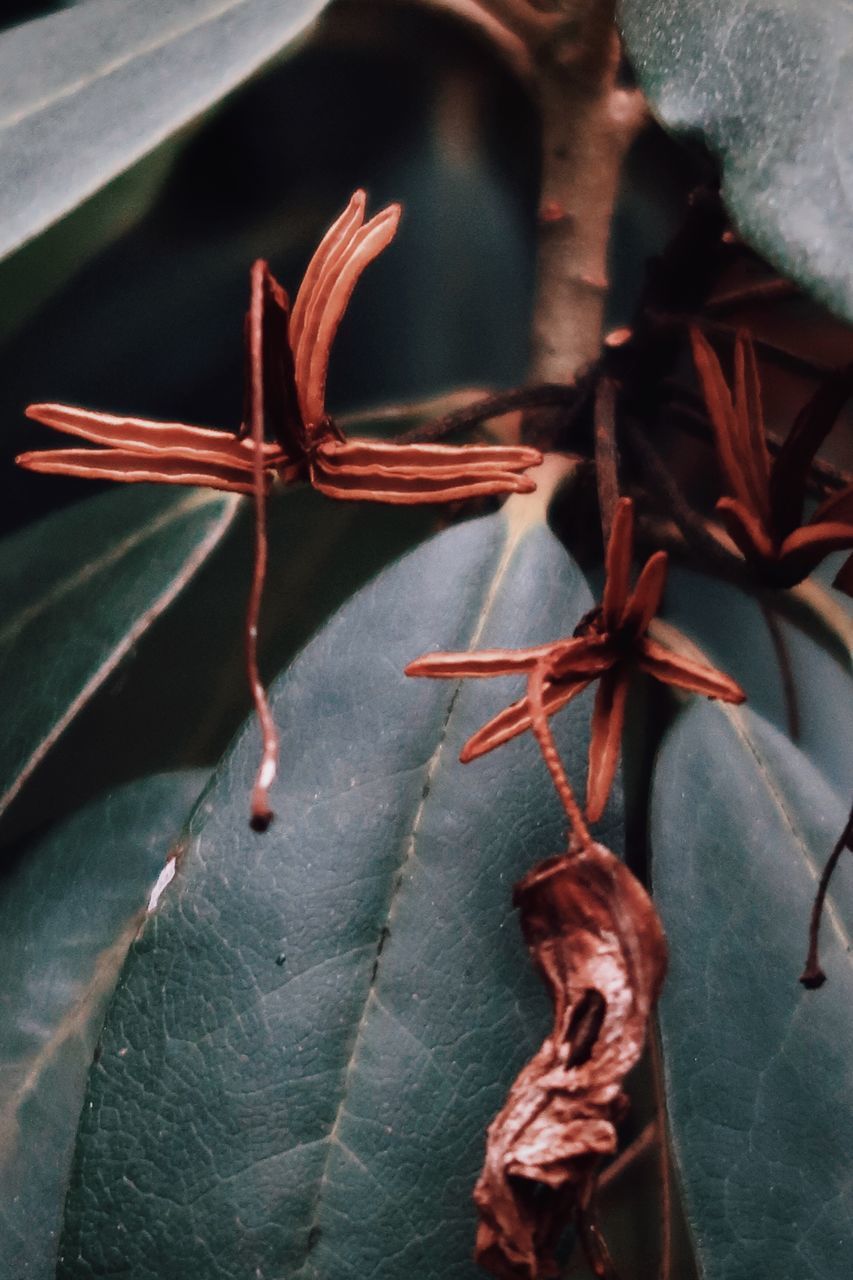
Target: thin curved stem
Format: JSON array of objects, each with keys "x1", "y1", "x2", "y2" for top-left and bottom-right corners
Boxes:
[
  {"x1": 246, "y1": 272, "x2": 280, "y2": 832},
  {"x1": 650, "y1": 1029, "x2": 673, "y2": 1280},
  {"x1": 527, "y1": 663, "x2": 592, "y2": 849},
  {"x1": 800, "y1": 801, "x2": 853, "y2": 988},
  {"x1": 396, "y1": 382, "x2": 581, "y2": 445}
]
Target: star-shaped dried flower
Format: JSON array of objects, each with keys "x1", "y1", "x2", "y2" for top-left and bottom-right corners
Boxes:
[
  {"x1": 691, "y1": 327, "x2": 853, "y2": 590},
  {"x1": 19, "y1": 190, "x2": 542, "y2": 504},
  {"x1": 406, "y1": 497, "x2": 746, "y2": 822}
]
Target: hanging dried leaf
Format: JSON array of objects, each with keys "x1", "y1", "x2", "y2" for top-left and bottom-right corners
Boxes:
[{"x1": 474, "y1": 844, "x2": 668, "y2": 1280}]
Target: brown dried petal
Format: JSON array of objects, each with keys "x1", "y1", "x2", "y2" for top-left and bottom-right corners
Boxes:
[{"x1": 474, "y1": 845, "x2": 667, "y2": 1280}]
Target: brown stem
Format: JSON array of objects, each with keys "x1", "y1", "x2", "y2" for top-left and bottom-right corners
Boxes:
[
  {"x1": 650, "y1": 1029, "x2": 673, "y2": 1280},
  {"x1": 597, "y1": 1119, "x2": 658, "y2": 1193},
  {"x1": 396, "y1": 382, "x2": 581, "y2": 443},
  {"x1": 528, "y1": 5, "x2": 647, "y2": 383},
  {"x1": 338, "y1": 386, "x2": 492, "y2": 431},
  {"x1": 694, "y1": 316, "x2": 833, "y2": 379},
  {"x1": 706, "y1": 278, "x2": 797, "y2": 314},
  {"x1": 594, "y1": 376, "x2": 620, "y2": 545},
  {"x1": 800, "y1": 802, "x2": 853, "y2": 989}
]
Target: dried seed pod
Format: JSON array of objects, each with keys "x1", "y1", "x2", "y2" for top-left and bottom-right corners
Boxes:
[{"x1": 474, "y1": 843, "x2": 667, "y2": 1280}]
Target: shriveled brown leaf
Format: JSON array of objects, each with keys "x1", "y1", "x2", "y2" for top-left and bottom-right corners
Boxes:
[{"x1": 474, "y1": 843, "x2": 667, "y2": 1280}]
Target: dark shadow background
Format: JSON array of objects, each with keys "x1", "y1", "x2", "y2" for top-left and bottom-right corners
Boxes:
[{"x1": 0, "y1": 0, "x2": 693, "y2": 535}]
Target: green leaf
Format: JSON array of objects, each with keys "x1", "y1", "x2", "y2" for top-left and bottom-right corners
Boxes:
[
  {"x1": 0, "y1": 769, "x2": 208, "y2": 1280},
  {"x1": 651, "y1": 700, "x2": 852, "y2": 1279},
  {"x1": 58, "y1": 505, "x2": 624, "y2": 1278},
  {"x1": 662, "y1": 567, "x2": 853, "y2": 796},
  {"x1": 0, "y1": 485, "x2": 237, "y2": 832},
  {"x1": 0, "y1": 0, "x2": 330, "y2": 262},
  {"x1": 619, "y1": 0, "x2": 853, "y2": 321}
]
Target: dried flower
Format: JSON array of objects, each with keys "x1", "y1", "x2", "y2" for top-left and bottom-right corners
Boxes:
[
  {"x1": 19, "y1": 193, "x2": 543, "y2": 829},
  {"x1": 406, "y1": 497, "x2": 745, "y2": 822},
  {"x1": 19, "y1": 191, "x2": 542, "y2": 505},
  {"x1": 691, "y1": 327, "x2": 853, "y2": 589},
  {"x1": 474, "y1": 844, "x2": 667, "y2": 1280}
]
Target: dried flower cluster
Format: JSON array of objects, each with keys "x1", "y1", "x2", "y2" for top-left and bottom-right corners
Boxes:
[
  {"x1": 691, "y1": 327, "x2": 853, "y2": 589},
  {"x1": 407, "y1": 497, "x2": 745, "y2": 822},
  {"x1": 18, "y1": 192, "x2": 542, "y2": 825},
  {"x1": 19, "y1": 192, "x2": 541, "y2": 505}
]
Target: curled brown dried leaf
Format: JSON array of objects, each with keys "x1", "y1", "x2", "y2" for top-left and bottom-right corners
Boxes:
[{"x1": 475, "y1": 844, "x2": 667, "y2": 1280}]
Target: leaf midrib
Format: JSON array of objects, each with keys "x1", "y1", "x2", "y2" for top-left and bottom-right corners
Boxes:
[
  {"x1": 289, "y1": 508, "x2": 528, "y2": 1278},
  {"x1": 0, "y1": 0, "x2": 256, "y2": 133},
  {"x1": 720, "y1": 700, "x2": 851, "y2": 957},
  {"x1": 0, "y1": 492, "x2": 239, "y2": 819}
]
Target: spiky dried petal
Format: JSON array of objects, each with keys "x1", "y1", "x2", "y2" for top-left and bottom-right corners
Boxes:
[
  {"x1": 638, "y1": 638, "x2": 746, "y2": 702},
  {"x1": 690, "y1": 327, "x2": 755, "y2": 511},
  {"x1": 585, "y1": 669, "x2": 630, "y2": 823}
]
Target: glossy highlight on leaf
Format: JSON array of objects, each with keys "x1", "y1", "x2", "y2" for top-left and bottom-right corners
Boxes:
[{"x1": 0, "y1": 771, "x2": 208, "y2": 1279}]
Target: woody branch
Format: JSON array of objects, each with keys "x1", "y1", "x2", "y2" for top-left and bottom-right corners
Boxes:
[{"x1": 527, "y1": 0, "x2": 647, "y2": 382}]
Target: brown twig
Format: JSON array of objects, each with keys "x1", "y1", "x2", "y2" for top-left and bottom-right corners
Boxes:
[
  {"x1": 800, "y1": 802, "x2": 853, "y2": 989},
  {"x1": 696, "y1": 315, "x2": 834, "y2": 379},
  {"x1": 650, "y1": 1029, "x2": 673, "y2": 1280},
  {"x1": 597, "y1": 1119, "x2": 658, "y2": 1193},
  {"x1": 338, "y1": 386, "x2": 492, "y2": 431},
  {"x1": 594, "y1": 376, "x2": 620, "y2": 545},
  {"x1": 528, "y1": 4, "x2": 648, "y2": 383},
  {"x1": 706, "y1": 278, "x2": 798, "y2": 314},
  {"x1": 396, "y1": 382, "x2": 581, "y2": 443}
]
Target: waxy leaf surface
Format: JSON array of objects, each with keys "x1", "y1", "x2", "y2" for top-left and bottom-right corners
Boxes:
[
  {"x1": 58, "y1": 504, "x2": 624, "y2": 1278},
  {"x1": 0, "y1": 770, "x2": 208, "y2": 1280},
  {"x1": 0, "y1": 485, "x2": 237, "y2": 833},
  {"x1": 0, "y1": 0, "x2": 330, "y2": 262},
  {"x1": 663, "y1": 567, "x2": 853, "y2": 797},
  {"x1": 652, "y1": 701, "x2": 852, "y2": 1280},
  {"x1": 619, "y1": 0, "x2": 853, "y2": 321}
]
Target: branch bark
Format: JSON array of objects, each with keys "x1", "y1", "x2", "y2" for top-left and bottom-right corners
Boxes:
[{"x1": 528, "y1": 1, "x2": 647, "y2": 383}]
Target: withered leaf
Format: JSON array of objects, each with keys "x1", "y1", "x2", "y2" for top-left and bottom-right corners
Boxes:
[{"x1": 474, "y1": 844, "x2": 667, "y2": 1280}]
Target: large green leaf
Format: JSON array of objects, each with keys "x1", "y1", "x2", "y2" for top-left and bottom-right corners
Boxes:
[
  {"x1": 619, "y1": 0, "x2": 853, "y2": 321},
  {"x1": 662, "y1": 567, "x2": 853, "y2": 797},
  {"x1": 0, "y1": 769, "x2": 208, "y2": 1280},
  {"x1": 651, "y1": 700, "x2": 851, "y2": 1279},
  {"x1": 0, "y1": 478, "x2": 431, "y2": 844},
  {"x1": 57, "y1": 503, "x2": 624, "y2": 1278},
  {"x1": 0, "y1": 0, "x2": 330, "y2": 262},
  {"x1": 0, "y1": 485, "x2": 238, "y2": 832}
]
